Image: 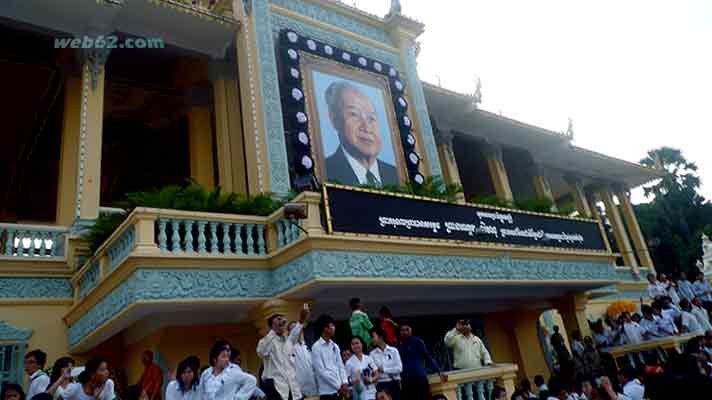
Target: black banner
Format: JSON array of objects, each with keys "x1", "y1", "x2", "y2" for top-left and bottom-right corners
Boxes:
[{"x1": 324, "y1": 185, "x2": 607, "y2": 251}]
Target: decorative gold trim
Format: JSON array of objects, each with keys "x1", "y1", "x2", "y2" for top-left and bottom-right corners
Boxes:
[
  {"x1": 322, "y1": 184, "x2": 334, "y2": 234},
  {"x1": 300, "y1": 52, "x2": 409, "y2": 186},
  {"x1": 322, "y1": 183, "x2": 602, "y2": 222},
  {"x1": 0, "y1": 299, "x2": 73, "y2": 306},
  {"x1": 147, "y1": 0, "x2": 238, "y2": 25}
]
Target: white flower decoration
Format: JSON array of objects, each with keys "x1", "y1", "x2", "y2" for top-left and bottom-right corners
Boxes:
[
  {"x1": 358, "y1": 57, "x2": 367, "y2": 66},
  {"x1": 374, "y1": 62, "x2": 382, "y2": 72},
  {"x1": 307, "y1": 40, "x2": 317, "y2": 51},
  {"x1": 407, "y1": 134, "x2": 416, "y2": 145},
  {"x1": 287, "y1": 31, "x2": 298, "y2": 43},
  {"x1": 389, "y1": 67, "x2": 397, "y2": 77},
  {"x1": 296, "y1": 112, "x2": 307, "y2": 123},
  {"x1": 290, "y1": 68, "x2": 300, "y2": 79},
  {"x1": 342, "y1": 52, "x2": 351, "y2": 61},
  {"x1": 301, "y1": 155, "x2": 313, "y2": 169},
  {"x1": 291, "y1": 88, "x2": 303, "y2": 101},
  {"x1": 398, "y1": 97, "x2": 407, "y2": 108},
  {"x1": 403, "y1": 116, "x2": 411, "y2": 127},
  {"x1": 414, "y1": 174, "x2": 424, "y2": 184},
  {"x1": 287, "y1": 49, "x2": 298, "y2": 60},
  {"x1": 409, "y1": 152, "x2": 420, "y2": 164},
  {"x1": 394, "y1": 80, "x2": 403, "y2": 91},
  {"x1": 298, "y1": 132, "x2": 309, "y2": 145},
  {"x1": 324, "y1": 45, "x2": 333, "y2": 55}
]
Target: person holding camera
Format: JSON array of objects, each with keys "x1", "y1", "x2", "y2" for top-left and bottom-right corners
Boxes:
[
  {"x1": 345, "y1": 336, "x2": 380, "y2": 400},
  {"x1": 256, "y1": 303, "x2": 310, "y2": 400}
]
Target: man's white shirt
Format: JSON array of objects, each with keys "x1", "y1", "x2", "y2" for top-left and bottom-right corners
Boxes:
[
  {"x1": 618, "y1": 379, "x2": 644, "y2": 400},
  {"x1": 369, "y1": 345, "x2": 402, "y2": 383},
  {"x1": 256, "y1": 323, "x2": 303, "y2": 400},
  {"x1": 342, "y1": 147, "x2": 382, "y2": 185},
  {"x1": 27, "y1": 370, "x2": 50, "y2": 399},
  {"x1": 311, "y1": 337, "x2": 348, "y2": 396}
]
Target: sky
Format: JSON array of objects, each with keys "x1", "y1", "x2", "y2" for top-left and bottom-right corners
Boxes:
[{"x1": 351, "y1": 0, "x2": 712, "y2": 204}]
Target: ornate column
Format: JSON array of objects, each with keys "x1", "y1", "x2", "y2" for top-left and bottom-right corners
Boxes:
[
  {"x1": 56, "y1": 76, "x2": 82, "y2": 226},
  {"x1": 187, "y1": 104, "x2": 215, "y2": 189},
  {"x1": 482, "y1": 143, "x2": 514, "y2": 203},
  {"x1": 211, "y1": 60, "x2": 247, "y2": 194},
  {"x1": 73, "y1": 47, "x2": 110, "y2": 222},
  {"x1": 587, "y1": 192, "x2": 613, "y2": 253},
  {"x1": 563, "y1": 175, "x2": 592, "y2": 218},
  {"x1": 555, "y1": 293, "x2": 592, "y2": 340},
  {"x1": 434, "y1": 129, "x2": 466, "y2": 203},
  {"x1": 531, "y1": 161, "x2": 557, "y2": 211},
  {"x1": 615, "y1": 186, "x2": 655, "y2": 271},
  {"x1": 599, "y1": 188, "x2": 639, "y2": 272},
  {"x1": 511, "y1": 310, "x2": 550, "y2": 380}
]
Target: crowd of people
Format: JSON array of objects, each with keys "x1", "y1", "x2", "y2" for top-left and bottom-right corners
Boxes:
[
  {"x1": 0, "y1": 298, "x2": 498, "y2": 400},
  {"x1": 6, "y1": 276, "x2": 712, "y2": 400}
]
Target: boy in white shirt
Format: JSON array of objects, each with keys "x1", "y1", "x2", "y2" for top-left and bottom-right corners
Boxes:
[{"x1": 24, "y1": 349, "x2": 50, "y2": 400}]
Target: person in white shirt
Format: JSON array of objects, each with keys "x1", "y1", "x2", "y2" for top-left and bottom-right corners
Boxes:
[
  {"x1": 165, "y1": 357, "x2": 200, "y2": 400},
  {"x1": 640, "y1": 306, "x2": 664, "y2": 339},
  {"x1": 24, "y1": 350, "x2": 50, "y2": 400},
  {"x1": 200, "y1": 342, "x2": 257, "y2": 400},
  {"x1": 311, "y1": 315, "x2": 349, "y2": 399},
  {"x1": 693, "y1": 273, "x2": 712, "y2": 303},
  {"x1": 345, "y1": 337, "x2": 380, "y2": 400},
  {"x1": 54, "y1": 358, "x2": 116, "y2": 400},
  {"x1": 647, "y1": 273, "x2": 667, "y2": 301},
  {"x1": 660, "y1": 274, "x2": 681, "y2": 305},
  {"x1": 679, "y1": 299, "x2": 704, "y2": 334},
  {"x1": 369, "y1": 328, "x2": 402, "y2": 400},
  {"x1": 287, "y1": 321, "x2": 319, "y2": 398},
  {"x1": 621, "y1": 314, "x2": 644, "y2": 344},
  {"x1": 692, "y1": 297, "x2": 712, "y2": 331},
  {"x1": 676, "y1": 272, "x2": 696, "y2": 302},
  {"x1": 601, "y1": 368, "x2": 644, "y2": 400},
  {"x1": 46, "y1": 357, "x2": 75, "y2": 400},
  {"x1": 652, "y1": 304, "x2": 678, "y2": 336},
  {"x1": 256, "y1": 304, "x2": 310, "y2": 400}
]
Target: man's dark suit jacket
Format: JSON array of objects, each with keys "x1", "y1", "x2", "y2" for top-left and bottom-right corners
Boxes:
[{"x1": 325, "y1": 146, "x2": 399, "y2": 186}]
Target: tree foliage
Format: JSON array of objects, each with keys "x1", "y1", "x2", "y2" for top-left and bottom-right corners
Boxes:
[{"x1": 634, "y1": 147, "x2": 712, "y2": 274}]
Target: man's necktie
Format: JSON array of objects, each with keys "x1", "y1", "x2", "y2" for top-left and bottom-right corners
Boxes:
[{"x1": 366, "y1": 171, "x2": 379, "y2": 186}]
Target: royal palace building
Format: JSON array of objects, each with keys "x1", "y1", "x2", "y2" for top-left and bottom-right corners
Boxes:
[{"x1": 0, "y1": 0, "x2": 663, "y2": 398}]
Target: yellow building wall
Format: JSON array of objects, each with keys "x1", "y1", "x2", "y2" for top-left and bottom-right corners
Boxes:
[
  {"x1": 0, "y1": 304, "x2": 71, "y2": 369},
  {"x1": 111, "y1": 322, "x2": 261, "y2": 387}
]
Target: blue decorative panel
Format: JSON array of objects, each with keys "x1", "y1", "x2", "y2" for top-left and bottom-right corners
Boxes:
[
  {"x1": 269, "y1": 0, "x2": 393, "y2": 45},
  {"x1": 253, "y1": 0, "x2": 291, "y2": 195},
  {"x1": 0, "y1": 277, "x2": 72, "y2": 299},
  {"x1": 68, "y1": 250, "x2": 618, "y2": 347},
  {"x1": 0, "y1": 321, "x2": 33, "y2": 341}
]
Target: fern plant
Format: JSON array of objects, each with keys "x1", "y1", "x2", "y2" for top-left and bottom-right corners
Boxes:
[
  {"x1": 84, "y1": 181, "x2": 285, "y2": 254},
  {"x1": 350, "y1": 175, "x2": 464, "y2": 203}
]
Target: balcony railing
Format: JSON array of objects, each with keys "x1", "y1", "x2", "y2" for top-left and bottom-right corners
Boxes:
[
  {"x1": 72, "y1": 206, "x2": 303, "y2": 300},
  {"x1": 0, "y1": 223, "x2": 68, "y2": 259},
  {"x1": 428, "y1": 364, "x2": 519, "y2": 400},
  {"x1": 601, "y1": 333, "x2": 698, "y2": 368},
  {"x1": 162, "y1": 0, "x2": 235, "y2": 19}
]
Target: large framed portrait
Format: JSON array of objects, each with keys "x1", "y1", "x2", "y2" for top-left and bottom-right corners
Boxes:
[
  {"x1": 277, "y1": 30, "x2": 424, "y2": 190},
  {"x1": 301, "y1": 54, "x2": 407, "y2": 186}
]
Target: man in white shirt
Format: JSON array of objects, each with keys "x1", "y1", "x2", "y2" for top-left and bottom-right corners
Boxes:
[
  {"x1": 621, "y1": 314, "x2": 644, "y2": 344},
  {"x1": 24, "y1": 349, "x2": 50, "y2": 399},
  {"x1": 601, "y1": 367, "x2": 644, "y2": 400},
  {"x1": 652, "y1": 304, "x2": 678, "y2": 336},
  {"x1": 647, "y1": 273, "x2": 666, "y2": 301},
  {"x1": 692, "y1": 298, "x2": 712, "y2": 331},
  {"x1": 640, "y1": 305, "x2": 664, "y2": 339},
  {"x1": 677, "y1": 272, "x2": 696, "y2": 302},
  {"x1": 693, "y1": 273, "x2": 712, "y2": 303},
  {"x1": 369, "y1": 328, "x2": 403, "y2": 400},
  {"x1": 679, "y1": 299, "x2": 704, "y2": 334},
  {"x1": 311, "y1": 315, "x2": 349, "y2": 400},
  {"x1": 287, "y1": 321, "x2": 318, "y2": 398},
  {"x1": 256, "y1": 304, "x2": 309, "y2": 400}
]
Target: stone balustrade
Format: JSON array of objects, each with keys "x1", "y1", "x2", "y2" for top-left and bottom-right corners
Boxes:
[
  {"x1": 71, "y1": 205, "x2": 303, "y2": 301},
  {"x1": 0, "y1": 223, "x2": 68, "y2": 258},
  {"x1": 428, "y1": 364, "x2": 519, "y2": 400},
  {"x1": 602, "y1": 333, "x2": 699, "y2": 368}
]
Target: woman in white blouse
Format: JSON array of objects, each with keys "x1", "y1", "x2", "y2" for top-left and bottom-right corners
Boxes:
[
  {"x1": 46, "y1": 357, "x2": 75, "y2": 400},
  {"x1": 165, "y1": 357, "x2": 200, "y2": 400},
  {"x1": 200, "y1": 342, "x2": 259, "y2": 400},
  {"x1": 345, "y1": 336, "x2": 380, "y2": 400},
  {"x1": 48, "y1": 358, "x2": 115, "y2": 400}
]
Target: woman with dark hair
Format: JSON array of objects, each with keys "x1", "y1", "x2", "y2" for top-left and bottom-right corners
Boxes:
[
  {"x1": 345, "y1": 336, "x2": 380, "y2": 400},
  {"x1": 57, "y1": 358, "x2": 115, "y2": 400},
  {"x1": 46, "y1": 357, "x2": 75, "y2": 399},
  {"x1": 378, "y1": 307, "x2": 399, "y2": 346},
  {"x1": 1, "y1": 383, "x2": 25, "y2": 400},
  {"x1": 165, "y1": 357, "x2": 200, "y2": 400},
  {"x1": 199, "y1": 342, "x2": 257, "y2": 400}
]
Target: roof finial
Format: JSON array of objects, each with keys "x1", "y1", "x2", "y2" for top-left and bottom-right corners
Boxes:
[
  {"x1": 565, "y1": 117, "x2": 574, "y2": 139},
  {"x1": 388, "y1": 0, "x2": 402, "y2": 16},
  {"x1": 473, "y1": 76, "x2": 482, "y2": 107}
]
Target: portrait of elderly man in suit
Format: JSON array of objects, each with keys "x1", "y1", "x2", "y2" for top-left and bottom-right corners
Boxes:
[{"x1": 323, "y1": 81, "x2": 399, "y2": 186}]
